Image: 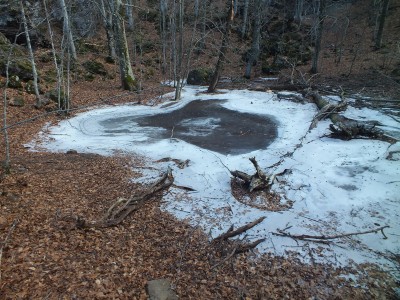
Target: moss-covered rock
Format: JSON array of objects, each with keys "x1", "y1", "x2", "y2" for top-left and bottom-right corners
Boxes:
[
  {"x1": 0, "y1": 58, "x2": 34, "y2": 82},
  {"x1": 187, "y1": 68, "x2": 213, "y2": 85},
  {"x1": 9, "y1": 96, "x2": 25, "y2": 107},
  {"x1": 8, "y1": 75, "x2": 23, "y2": 89},
  {"x1": 82, "y1": 60, "x2": 107, "y2": 76},
  {"x1": 25, "y1": 80, "x2": 43, "y2": 94}
]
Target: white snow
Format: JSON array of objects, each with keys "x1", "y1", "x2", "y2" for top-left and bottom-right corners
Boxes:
[{"x1": 27, "y1": 86, "x2": 400, "y2": 274}]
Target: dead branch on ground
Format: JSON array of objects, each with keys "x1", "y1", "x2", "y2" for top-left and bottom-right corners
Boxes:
[
  {"x1": 230, "y1": 157, "x2": 288, "y2": 192},
  {"x1": 273, "y1": 225, "x2": 390, "y2": 242},
  {"x1": 211, "y1": 217, "x2": 266, "y2": 269},
  {"x1": 213, "y1": 216, "x2": 266, "y2": 243},
  {"x1": 75, "y1": 167, "x2": 174, "y2": 228}
]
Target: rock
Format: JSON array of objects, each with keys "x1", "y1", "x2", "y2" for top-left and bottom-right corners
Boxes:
[
  {"x1": 82, "y1": 60, "x2": 107, "y2": 76},
  {"x1": 25, "y1": 80, "x2": 43, "y2": 94},
  {"x1": 66, "y1": 150, "x2": 78, "y2": 154},
  {"x1": 8, "y1": 75, "x2": 23, "y2": 89},
  {"x1": 146, "y1": 279, "x2": 178, "y2": 300},
  {"x1": 10, "y1": 96, "x2": 25, "y2": 107},
  {"x1": 0, "y1": 59, "x2": 34, "y2": 82},
  {"x1": 187, "y1": 68, "x2": 212, "y2": 85}
]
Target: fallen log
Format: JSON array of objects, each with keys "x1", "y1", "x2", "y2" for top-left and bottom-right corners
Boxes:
[
  {"x1": 308, "y1": 91, "x2": 397, "y2": 144},
  {"x1": 75, "y1": 167, "x2": 174, "y2": 228}
]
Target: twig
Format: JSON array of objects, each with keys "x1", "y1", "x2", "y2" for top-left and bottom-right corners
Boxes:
[
  {"x1": 211, "y1": 238, "x2": 266, "y2": 269},
  {"x1": 213, "y1": 217, "x2": 266, "y2": 242},
  {"x1": 0, "y1": 219, "x2": 18, "y2": 283},
  {"x1": 211, "y1": 246, "x2": 238, "y2": 269},
  {"x1": 273, "y1": 225, "x2": 390, "y2": 242}
]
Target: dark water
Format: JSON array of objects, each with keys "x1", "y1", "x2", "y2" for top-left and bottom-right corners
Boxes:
[{"x1": 100, "y1": 100, "x2": 278, "y2": 155}]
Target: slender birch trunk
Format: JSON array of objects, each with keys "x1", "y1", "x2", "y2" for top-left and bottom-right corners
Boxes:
[
  {"x1": 113, "y1": 0, "x2": 137, "y2": 91},
  {"x1": 100, "y1": 0, "x2": 117, "y2": 62},
  {"x1": 59, "y1": 0, "x2": 77, "y2": 60},
  {"x1": 20, "y1": 0, "x2": 41, "y2": 108}
]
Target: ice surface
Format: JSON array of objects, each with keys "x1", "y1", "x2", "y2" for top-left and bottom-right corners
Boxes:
[{"x1": 28, "y1": 86, "x2": 400, "y2": 274}]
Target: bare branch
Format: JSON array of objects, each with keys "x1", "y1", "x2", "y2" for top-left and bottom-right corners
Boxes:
[{"x1": 273, "y1": 225, "x2": 390, "y2": 242}]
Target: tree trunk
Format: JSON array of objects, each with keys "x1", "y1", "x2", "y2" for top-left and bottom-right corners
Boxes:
[
  {"x1": 241, "y1": 0, "x2": 249, "y2": 38},
  {"x1": 160, "y1": 0, "x2": 168, "y2": 74},
  {"x1": 174, "y1": 0, "x2": 184, "y2": 100},
  {"x1": 2, "y1": 49, "x2": 13, "y2": 174},
  {"x1": 20, "y1": 0, "x2": 41, "y2": 108},
  {"x1": 59, "y1": 0, "x2": 77, "y2": 61},
  {"x1": 100, "y1": 0, "x2": 116, "y2": 62},
  {"x1": 113, "y1": 0, "x2": 137, "y2": 91},
  {"x1": 196, "y1": 0, "x2": 207, "y2": 52},
  {"x1": 375, "y1": 0, "x2": 390, "y2": 49},
  {"x1": 43, "y1": 0, "x2": 62, "y2": 110},
  {"x1": 125, "y1": 0, "x2": 134, "y2": 31},
  {"x1": 294, "y1": 0, "x2": 304, "y2": 23},
  {"x1": 311, "y1": 0, "x2": 326, "y2": 74},
  {"x1": 208, "y1": 0, "x2": 234, "y2": 93},
  {"x1": 244, "y1": 0, "x2": 262, "y2": 79}
]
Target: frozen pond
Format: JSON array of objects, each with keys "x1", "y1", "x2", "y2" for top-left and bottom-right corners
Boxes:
[
  {"x1": 29, "y1": 86, "x2": 400, "y2": 275},
  {"x1": 100, "y1": 100, "x2": 278, "y2": 155}
]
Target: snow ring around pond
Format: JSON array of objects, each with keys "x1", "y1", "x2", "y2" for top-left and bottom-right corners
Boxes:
[{"x1": 28, "y1": 86, "x2": 400, "y2": 275}]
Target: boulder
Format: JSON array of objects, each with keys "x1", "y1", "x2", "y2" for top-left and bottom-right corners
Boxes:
[
  {"x1": 8, "y1": 75, "x2": 23, "y2": 89},
  {"x1": 187, "y1": 68, "x2": 212, "y2": 85},
  {"x1": 82, "y1": 60, "x2": 108, "y2": 76},
  {"x1": 10, "y1": 96, "x2": 25, "y2": 107},
  {"x1": 146, "y1": 279, "x2": 178, "y2": 300}
]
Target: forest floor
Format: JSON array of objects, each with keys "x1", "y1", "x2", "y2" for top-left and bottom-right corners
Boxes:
[{"x1": 1, "y1": 65, "x2": 399, "y2": 299}]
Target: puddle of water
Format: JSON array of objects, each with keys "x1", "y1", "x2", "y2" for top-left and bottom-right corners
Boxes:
[{"x1": 99, "y1": 100, "x2": 278, "y2": 155}]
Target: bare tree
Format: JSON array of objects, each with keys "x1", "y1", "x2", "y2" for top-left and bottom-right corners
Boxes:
[
  {"x1": 244, "y1": 0, "x2": 264, "y2": 79},
  {"x1": 208, "y1": 0, "x2": 235, "y2": 93},
  {"x1": 2, "y1": 51, "x2": 12, "y2": 174},
  {"x1": 311, "y1": 0, "x2": 326, "y2": 74},
  {"x1": 42, "y1": 0, "x2": 63, "y2": 110},
  {"x1": 294, "y1": 0, "x2": 304, "y2": 23},
  {"x1": 125, "y1": 0, "x2": 135, "y2": 31},
  {"x1": 174, "y1": 0, "x2": 185, "y2": 100},
  {"x1": 375, "y1": 0, "x2": 390, "y2": 49},
  {"x1": 112, "y1": 0, "x2": 137, "y2": 91},
  {"x1": 20, "y1": 0, "x2": 41, "y2": 108},
  {"x1": 241, "y1": 0, "x2": 250, "y2": 38},
  {"x1": 100, "y1": 0, "x2": 117, "y2": 62},
  {"x1": 160, "y1": 0, "x2": 168, "y2": 74},
  {"x1": 59, "y1": 0, "x2": 77, "y2": 60}
]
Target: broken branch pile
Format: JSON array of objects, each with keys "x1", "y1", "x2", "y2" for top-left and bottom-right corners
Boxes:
[{"x1": 230, "y1": 157, "x2": 287, "y2": 192}]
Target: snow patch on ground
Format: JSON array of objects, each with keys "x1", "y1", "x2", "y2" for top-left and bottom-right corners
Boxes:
[{"x1": 28, "y1": 86, "x2": 400, "y2": 274}]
